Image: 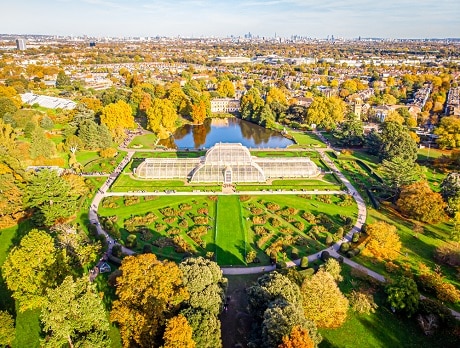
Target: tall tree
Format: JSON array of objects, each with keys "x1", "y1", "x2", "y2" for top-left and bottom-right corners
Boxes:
[
  {"x1": 364, "y1": 221, "x2": 402, "y2": 261},
  {"x1": 162, "y1": 314, "x2": 196, "y2": 348},
  {"x1": 305, "y1": 96, "x2": 346, "y2": 129},
  {"x1": 397, "y1": 181, "x2": 447, "y2": 223},
  {"x1": 181, "y1": 308, "x2": 222, "y2": 348},
  {"x1": 301, "y1": 270, "x2": 349, "y2": 328},
  {"x1": 179, "y1": 257, "x2": 226, "y2": 315},
  {"x1": 30, "y1": 128, "x2": 57, "y2": 159},
  {"x1": 41, "y1": 276, "x2": 111, "y2": 348},
  {"x1": 378, "y1": 121, "x2": 418, "y2": 162},
  {"x1": 2, "y1": 229, "x2": 67, "y2": 312},
  {"x1": 100, "y1": 100, "x2": 135, "y2": 134},
  {"x1": 24, "y1": 169, "x2": 83, "y2": 226},
  {"x1": 380, "y1": 156, "x2": 422, "y2": 192},
  {"x1": 333, "y1": 116, "x2": 364, "y2": 146},
  {"x1": 217, "y1": 80, "x2": 235, "y2": 98},
  {"x1": 434, "y1": 116, "x2": 460, "y2": 149},
  {"x1": 146, "y1": 98, "x2": 178, "y2": 138},
  {"x1": 440, "y1": 172, "x2": 460, "y2": 215},
  {"x1": 240, "y1": 87, "x2": 264, "y2": 123},
  {"x1": 110, "y1": 254, "x2": 189, "y2": 348},
  {"x1": 190, "y1": 100, "x2": 207, "y2": 125}
]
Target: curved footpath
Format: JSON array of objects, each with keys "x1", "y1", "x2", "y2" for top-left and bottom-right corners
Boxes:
[{"x1": 89, "y1": 144, "x2": 460, "y2": 320}]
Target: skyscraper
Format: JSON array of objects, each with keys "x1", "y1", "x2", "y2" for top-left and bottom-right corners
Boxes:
[{"x1": 16, "y1": 39, "x2": 26, "y2": 50}]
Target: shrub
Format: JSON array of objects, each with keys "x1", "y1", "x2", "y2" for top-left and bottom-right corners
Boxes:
[
  {"x1": 293, "y1": 221, "x2": 305, "y2": 231},
  {"x1": 102, "y1": 197, "x2": 119, "y2": 209},
  {"x1": 252, "y1": 215, "x2": 267, "y2": 225},
  {"x1": 336, "y1": 227, "x2": 344, "y2": 239},
  {"x1": 270, "y1": 218, "x2": 281, "y2": 227},
  {"x1": 349, "y1": 290, "x2": 378, "y2": 315},
  {"x1": 325, "y1": 234, "x2": 333, "y2": 245},
  {"x1": 179, "y1": 203, "x2": 193, "y2": 211},
  {"x1": 254, "y1": 225, "x2": 269, "y2": 236},
  {"x1": 301, "y1": 212, "x2": 316, "y2": 224},
  {"x1": 126, "y1": 234, "x2": 137, "y2": 248},
  {"x1": 142, "y1": 244, "x2": 152, "y2": 254},
  {"x1": 154, "y1": 223, "x2": 167, "y2": 232},
  {"x1": 167, "y1": 227, "x2": 181, "y2": 236},
  {"x1": 361, "y1": 223, "x2": 368, "y2": 234},
  {"x1": 352, "y1": 232, "x2": 360, "y2": 243},
  {"x1": 139, "y1": 228, "x2": 153, "y2": 242},
  {"x1": 266, "y1": 202, "x2": 280, "y2": 211},
  {"x1": 250, "y1": 207, "x2": 264, "y2": 215},
  {"x1": 197, "y1": 207, "x2": 208, "y2": 215},
  {"x1": 99, "y1": 147, "x2": 117, "y2": 158},
  {"x1": 178, "y1": 219, "x2": 188, "y2": 228},
  {"x1": 291, "y1": 248, "x2": 299, "y2": 259},
  {"x1": 316, "y1": 195, "x2": 332, "y2": 204},
  {"x1": 124, "y1": 196, "x2": 140, "y2": 206},
  {"x1": 300, "y1": 256, "x2": 309, "y2": 268},
  {"x1": 434, "y1": 243, "x2": 460, "y2": 267},
  {"x1": 112, "y1": 244, "x2": 122, "y2": 258},
  {"x1": 385, "y1": 261, "x2": 399, "y2": 273},
  {"x1": 144, "y1": 195, "x2": 159, "y2": 201},
  {"x1": 239, "y1": 195, "x2": 250, "y2": 202},
  {"x1": 164, "y1": 217, "x2": 177, "y2": 224},
  {"x1": 321, "y1": 251, "x2": 330, "y2": 261},
  {"x1": 193, "y1": 216, "x2": 208, "y2": 225},
  {"x1": 246, "y1": 250, "x2": 257, "y2": 264}
]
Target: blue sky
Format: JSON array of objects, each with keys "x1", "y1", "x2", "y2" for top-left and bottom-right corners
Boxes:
[{"x1": 2, "y1": 0, "x2": 459, "y2": 38}]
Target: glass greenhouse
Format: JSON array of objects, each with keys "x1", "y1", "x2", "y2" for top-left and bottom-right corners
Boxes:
[{"x1": 134, "y1": 143, "x2": 320, "y2": 183}]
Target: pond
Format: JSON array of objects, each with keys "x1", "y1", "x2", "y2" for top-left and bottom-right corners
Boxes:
[{"x1": 158, "y1": 118, "x2": 294, "y2": 149}]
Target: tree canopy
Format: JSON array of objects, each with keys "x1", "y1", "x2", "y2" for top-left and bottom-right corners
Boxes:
[
  {"x1": 278, "y1": 325, "x2": 315, "y2": 348},
  {"x1": 435, "y1": 116, "x2": 460, "y2": 149},
  {"x1": 386, "y1": 276, "x2": 419, "y2": 317},
  {"x1": 162, "y1": 314, "x2": 196, "y2": 348},
  {"x1": 110, "y1": 254, "x2": 189, "y2": 347},
  {"x1": 364, "y1": 220, "x2": 401, "y2": 260},
  {"x1": 397, "y1": 181, "x2": 447, "y2": 223},
  {"x1": 440, "y1": 172, "x2": 460, "y2": 215},
  {"x1": 41, "y1": 276, "x2": 111, "y2": 348}
]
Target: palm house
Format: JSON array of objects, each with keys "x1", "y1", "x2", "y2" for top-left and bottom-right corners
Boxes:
[{"x1": 134, "y1": 143, "x2": 320, "y2": 183}]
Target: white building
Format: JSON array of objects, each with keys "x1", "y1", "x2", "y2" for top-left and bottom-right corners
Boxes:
[
  {"x1": 16, "y1": 39, "x2": 26, "y2": 50},
  {"x1": 210, "y1": 98, "x2": 240, "y2": 113}
]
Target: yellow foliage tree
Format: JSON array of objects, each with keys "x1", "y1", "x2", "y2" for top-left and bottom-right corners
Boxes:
[
  {"x1": 217, "y1": 80, "x2": 235, "y2": 98},
  {"x1": 80, "y1": 97, "x2": 102, "y2": 112},
  {"x1": 278, "y1": 326, "x2": 314, "y2": 348},
  {"x1": 266, "y1": 86, "x2": 288, "y2": 106},
  {"x1": 301, "y1": 270, "x2": 349, "y2": 328},
  {"x1": 364, "y1": 221, "x2": 401, "y2": 261},
  {"x1": 110, "y1": 254, "x2": 189, "y2": 348},
  {"x1": 191, "y1": 100, "x2": 207, "y2": 124},
  {"x1": 100, "y1": 100, "x2": 135, "y2": 134},
  {"x1": 162, "y1": 314, "x2": 196, "y2": 348},
  {"x1": 146, "y1": 98, "x2": 178, "y2": 137}
]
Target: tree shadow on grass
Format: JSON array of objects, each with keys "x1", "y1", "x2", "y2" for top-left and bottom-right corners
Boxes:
[{"x1": 209, "y1": 243, "x2": 245, "y2": 267}]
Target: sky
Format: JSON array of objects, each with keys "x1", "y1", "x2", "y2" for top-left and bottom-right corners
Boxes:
[{"x1": 1, "y1": 0, "x2": 459, "y2": 39}]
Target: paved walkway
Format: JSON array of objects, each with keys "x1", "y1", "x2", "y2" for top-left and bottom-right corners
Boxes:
[{"x1": 89, "y1": 135, "x2": 460, "y2": 320}]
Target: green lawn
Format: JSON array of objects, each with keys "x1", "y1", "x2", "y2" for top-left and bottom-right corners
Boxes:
[
  {"x1": 216, "y1": 196, "x2": 246, "y2": 266},
  {"x1": 290, "y1": 131, "x2": 326, "y2": 148},
  {"x1": 128, "y1": 133, "x2": 158, "y2": 149},
  {"x1": 319, "y1": 264, "x2": 458, "y2": 348},
  {"x1": 418, "y1": 147, "x2": 451, "y2": 161}
]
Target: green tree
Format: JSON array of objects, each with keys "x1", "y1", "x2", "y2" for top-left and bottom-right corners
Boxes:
[
  {"x1": 435, "y1": 116, "x2": 460, "y2": 149},
  {"x1": 0, "y1": 310, "x2": 15, "y2": 347},
  {"x1": 377, "y1": 121, "x2": 418, "y2": 162},
  {"x1": 380, "y1": 156, "x2": 422, "y2": 192},
  {"x1": 24, "y1": 169, "x2": 82, "y2": 226},
  {"x1": 56, "y1": 70, "x2": 71, "y2": 88},
  {"x1": 386, "y1": 276, "x2": 419, "y2": 317},
  {"x1": 333, "y1": 116, "x2": 364, "y2": 146},
  {"x1": 240, "y1": 87, "x2": 264, "y2": 123},
  {"x1": 301, "y1": 270, "x2": 349, "y2": 328},
  {"x1": 179, "y1": 257, "x2": 226, "y2": 315},
  {"x1": 110, "y1": 254, "x2": 189, "y2": 348},
  {"x1": 41, "y1": 276, "x2": 111, "y2": 348},
  {"x1": 247, "y1": 272, "x2": 302, "y2": 320},
  {"x1": 181, "y1": 308, "x2": 222, "y2": 348},
  {"x1": 40, "y1": 115, "x2": 54, "y2": 130},
  {"x1": 322, "y1": 258, "x2": 343, "y2": 282},
  {"x1": 2, "y1": 229, "x2": 67, "y2": 312},
  {"x1": 440, "y1": 172, "x2": 460, "y2": 215},
  {"x1": 262, "y1": 300, "x2": 321, "y2": 348},
  {"x1": 30, "y1": 128, "x2": 57, "y2": 159},
  {"x1": 397, "y1": 181, "x2": 447, "y2": 223}
]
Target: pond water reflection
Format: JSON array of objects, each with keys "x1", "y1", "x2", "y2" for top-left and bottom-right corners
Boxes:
[{"x1": 158, "y1": 118, "x2": 294, "y2": 149}]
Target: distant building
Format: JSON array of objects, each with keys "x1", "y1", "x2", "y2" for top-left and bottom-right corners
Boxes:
[
  {"x1": 296, "y1": 97, "x2": 314, "y2": 108},
  {"x1": 210, "y1": 98, "x2": 240, "y2": 113},
  {"x1": 214, "y1": 56, "x2": 251, "y2": 64},
  {"x1": 353, "y1": 98, "x2": 363, "y2": 119},
  {"x1": 16, "y1": 39, "x2": 26, "y2": 50}
]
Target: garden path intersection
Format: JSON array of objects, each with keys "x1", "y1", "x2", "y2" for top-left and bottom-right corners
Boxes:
[{"x1": 88, "y1": 143, "x2": 460, "y2": 320}]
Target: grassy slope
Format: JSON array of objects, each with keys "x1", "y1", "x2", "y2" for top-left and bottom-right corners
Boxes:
[{"x1": 216, "y1": 196, "x2": 246, "y2": 266}]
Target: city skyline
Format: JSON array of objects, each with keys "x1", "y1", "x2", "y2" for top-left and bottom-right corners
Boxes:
[{"x1": 1, "y1": 0, "x2": 459, "y2": 39}]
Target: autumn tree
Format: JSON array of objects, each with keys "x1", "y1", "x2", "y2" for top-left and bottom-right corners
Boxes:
[
  {"x1": 363, "y1": 221, "x2": 401, "y2": 260},
  {"x1": 2, "y1": 229, "x2": 67, "y2": 312},
  {"x1": 41, "y1": 276, "x2": 111, "y2": 348},
  {"x1": 110, "y1": 254, "x2": 189, "y2": 347},
  {"x1": 386, "y1": 276, "x2": 419, "y2": 317},
  {"x1": 162, "y1": 314, "x2": 195, "y2": 348},
  {"x1": 322, "y1": 258, "x2": 343, "y2": 282},
  {"x1": 217, "y1": 80, "x2": 235, "y2": 98},
  {"x1": 80, "y1": 97, "x2": 102, "y2": 112},
  {"x1": 146, "y1": 98, "x2": 178, "y2": 138},
  {"x1": 278, "y1": 325, "x2": 315, "y2": 348},
  {"x1": 348, "y1": 290, "x2": 378, "y2": 315},
  {"x1": 180, "y1": 308, "x2": 222, "y2": 348},
  {"x1": 301, "y1": 270, "x2": 349, "y2": 328},
  {"x1": 434, "y1": 116, "x2": 460, "y2": 149},
  {"x1": 191, "y1": 100, "x2": 207, "y2": 124},
  {"x1": 100, "y1": 100, "x2": 135, "y2": 136},
  {"x1": 30, "y1": 128, "x2": 57, "y2": 160},
  {"x1": 305, "y1": 96, "x2": 346, "y2": 129},
  {"x1": 240, "y1": 87, "x2": 264, "y2": 123},
  {"x1": 0, "y1": 310, "x2": 15, "y2": 347},
  {"x1": 397, "y1": 181, "x2": 447, "y2": 223}
]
